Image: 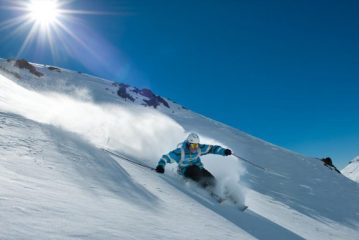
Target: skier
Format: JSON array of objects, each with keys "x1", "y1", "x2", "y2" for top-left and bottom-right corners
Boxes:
[{"x1": 155, "y1": 133, "x2": 232, "y2": 190}]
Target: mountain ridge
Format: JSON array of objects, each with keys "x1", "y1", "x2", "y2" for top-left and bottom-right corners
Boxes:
[{"x1": 0, "y1": 58, "x2": 358, "y2": 240}]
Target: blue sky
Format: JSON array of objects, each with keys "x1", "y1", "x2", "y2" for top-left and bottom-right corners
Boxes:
[{"x1": 0, "y1": 0, "x2": 358, "y2": 169}]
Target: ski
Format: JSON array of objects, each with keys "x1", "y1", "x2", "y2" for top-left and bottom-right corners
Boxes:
[
  {"x1": 209, "y1": 192, "x2": 248, "y2": 212},
  {"x1": 239, "y1": 205, "x2": 249, "y2": 212},
  {"x1": 103, "y1": 148, "x2": 248, "y2": 212}
]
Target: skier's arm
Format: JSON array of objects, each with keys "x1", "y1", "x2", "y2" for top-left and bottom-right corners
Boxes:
[
  {"x1": 157, "y1": 148, "x2": 182, "y2": 167},
  {"x1": 200, "y1": 144, "x2": 231, "y2": 156}
]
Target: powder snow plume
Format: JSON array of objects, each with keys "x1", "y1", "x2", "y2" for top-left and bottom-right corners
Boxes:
[
  {"x1": 0, "y1": 73, "x2": 247, "y2": 202},
  {"x1": 0, "y1": 74, "x2": 185, "y2": 162}
]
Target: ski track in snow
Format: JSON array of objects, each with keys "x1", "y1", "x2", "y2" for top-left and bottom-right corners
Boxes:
[{"x1": 0, "y1": 60, "x2": 359, "y2": 240}]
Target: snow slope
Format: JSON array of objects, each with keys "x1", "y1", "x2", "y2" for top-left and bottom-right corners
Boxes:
[
  {"x1": 0, "y1": 112, "x2": 255, "y2": 240},
  {"x1": 342, "y1": 156, "x2": 359, "y2": 183},
  {"x1": 0, "y1": 59, "x2": 359, "y2": 239}
]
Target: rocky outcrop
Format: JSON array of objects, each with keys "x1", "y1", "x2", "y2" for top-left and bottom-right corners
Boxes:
[
  {"x1": 48, "y1": 66, "x2": 61, "y2": 72},
  {"x1": 14, "y1": 59, "x2": 43, "y2": 77},
  {"x1": 139, "y1": 88, "x2": 169, "y2": 108},
  {"x1": 116, "y1": 83, "x2": 135, "y2": 102},
  {"x1": 321, "y1": 157, "x2": 341, "y2": 174},
  {"x1": 113, "y1": 83, "x2": 169, "y2": 109}
]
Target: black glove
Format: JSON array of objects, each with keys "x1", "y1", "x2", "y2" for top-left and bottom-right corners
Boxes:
[
  {"x1": 155, "y1": 165, "x2": 165, "y2": 174},
  {"x1": 224, "y1": 149, "x2": 232, "y2": 156}
]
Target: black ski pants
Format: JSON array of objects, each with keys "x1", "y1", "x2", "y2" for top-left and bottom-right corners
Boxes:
[{"x1": 183, "y1": 165, "x2": 216, "y2": 189}]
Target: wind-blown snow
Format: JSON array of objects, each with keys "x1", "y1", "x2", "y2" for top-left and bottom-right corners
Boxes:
[
  {"x1": 0, "y1": 70, "x2": 246, "y2": 202},
  {"x1": 0, "y1": 73, "x2": 184, "y2": 162},
  {"x1": 0, "y1": 59, "x2": 359, "y2": 240}
]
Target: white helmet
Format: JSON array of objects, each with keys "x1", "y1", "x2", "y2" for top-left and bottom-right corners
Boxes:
[{"x1": 186, "y1": 133, "x2": 200, "y2": 144}]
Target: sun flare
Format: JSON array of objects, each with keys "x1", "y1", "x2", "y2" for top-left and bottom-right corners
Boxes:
[
  {"x1": 27, "y1": 0, "x2": 59, "y2": 26},
  {"x1": 1, "y1": 0, "x2": 121, "y2": 64}
]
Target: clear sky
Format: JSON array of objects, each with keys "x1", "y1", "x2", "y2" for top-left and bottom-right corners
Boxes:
[{"x1": 0, "y1": 0, "x2": 358, "y2": 169}]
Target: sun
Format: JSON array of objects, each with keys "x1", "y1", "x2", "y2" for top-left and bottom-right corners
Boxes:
[
  {"x1": 27, "y1": 0, "x2": 60, "y2": 26},
  {"x1": 1, "y1": 0, "x2": 124, "y2": 65}
]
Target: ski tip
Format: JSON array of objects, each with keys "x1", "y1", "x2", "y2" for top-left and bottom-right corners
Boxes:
[{"x1": 239, "y1": 205, "x2": 248, "y2": 212}]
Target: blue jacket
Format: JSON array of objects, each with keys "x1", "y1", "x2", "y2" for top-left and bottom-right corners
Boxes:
[{"x1": 158, "y1": 142, "x2": 227, "y2": 174}]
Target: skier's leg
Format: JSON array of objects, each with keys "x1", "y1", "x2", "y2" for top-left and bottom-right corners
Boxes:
[
  {"x1": 199, "y1": 168, "x2": 217, "y2": 189},
  {"x1": 183, "y1": 165, "x2": 202, "y2": 182}
]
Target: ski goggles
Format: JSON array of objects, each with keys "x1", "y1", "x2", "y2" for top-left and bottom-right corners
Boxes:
[{"x1": 189, "y1": 143, "x2": 199, "y2": 149}]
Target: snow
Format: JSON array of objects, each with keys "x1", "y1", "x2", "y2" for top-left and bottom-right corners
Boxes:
[
  {"x1": 0, "y1": 59, "x2": 359, "y2": 239},
  {"x1": 0, "y1": 112, "x2": 255, "y2": 240},
  {"x1": 342, "y1": 156, "x2": 359, "y2": 183}
]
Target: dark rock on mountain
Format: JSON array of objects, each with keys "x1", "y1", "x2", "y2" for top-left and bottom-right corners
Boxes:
[
  {"x1": 139, "y1": 88, "x2": 169, "y2": 108},
  {"x1": 116, "y1": 83, "x2": 135, "y2": 102},
  {"x1": 113, "y1": 84, "x2": 169, "y2": 108},
  {"x1": 321, "y1": 157, "x2": 341, "y2": 174},
  {"x1": 48, "y1": 66, "x2": 61, "y2": 72},
  {"x1": 14, "y1": 59, "x2": 43, "y2": 77}
]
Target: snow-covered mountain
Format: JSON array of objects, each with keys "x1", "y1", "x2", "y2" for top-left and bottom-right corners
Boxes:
[
  {"x1": 342, "y1": 156, "x2": 359, "y2": 183},
  {"x1": 0, "y1": 58, "x2": 358, "y2": 240}
]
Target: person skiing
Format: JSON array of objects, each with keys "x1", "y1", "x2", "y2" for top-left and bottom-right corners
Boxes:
[{"x1": 155, "y1": 133, "x2": 232, "y2": 189}]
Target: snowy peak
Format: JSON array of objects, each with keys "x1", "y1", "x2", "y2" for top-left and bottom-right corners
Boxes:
[
  {"x1": 0, "y1": 58, "x2": 177, "y2": 110},
  {"x1": 349, "y1": 156, "x2": 359, "y2": 164},
  {"x1": 342, "y1": 156, "x2": 359, "y2": 183}
]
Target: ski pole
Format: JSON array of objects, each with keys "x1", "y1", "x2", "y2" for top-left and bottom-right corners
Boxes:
[
  {"x1": 102, "y1": 148, "x2": 155, "y2": 171},
  {"x1": 232, "y1": 153, "x2": 267, "y2": 171},
  {"x1": 233, "y1": 153, "x2": 289, "y2": 179}
]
